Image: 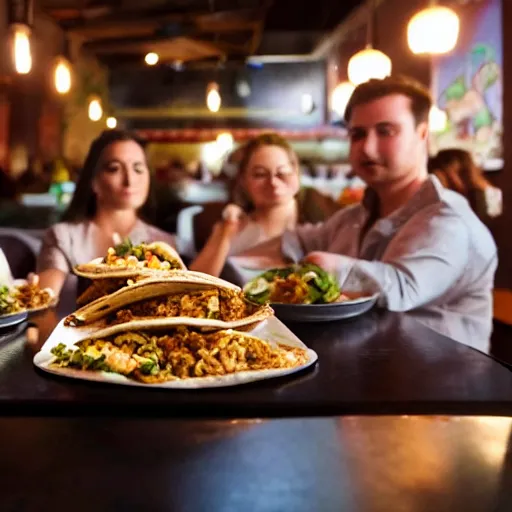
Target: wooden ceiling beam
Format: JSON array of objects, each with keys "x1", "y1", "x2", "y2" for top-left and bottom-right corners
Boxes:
[{"x1": 64, "y1": 7, "x2": 266, "y2": 36}]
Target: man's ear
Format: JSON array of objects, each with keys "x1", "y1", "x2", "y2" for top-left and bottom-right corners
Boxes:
[{"x1": 417, "y1": 121, "x2": 429, "y2": 141}]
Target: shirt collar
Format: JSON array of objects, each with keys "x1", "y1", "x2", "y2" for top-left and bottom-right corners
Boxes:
[{"x1": 362, "y1": 175, "x2": 444, "y2": 226}]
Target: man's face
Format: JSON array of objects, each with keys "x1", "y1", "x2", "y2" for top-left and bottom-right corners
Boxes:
[{"x1": 348, "y1": 94, "x2": 428, "y2": 188}]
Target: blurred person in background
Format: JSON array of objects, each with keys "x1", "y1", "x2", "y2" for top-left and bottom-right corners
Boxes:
[
  {"x1": 37, "y1": 129, "x2": 175, "y2": 296},
  {"x1": 428, "y1": 148, "x2": 502, "y2": 219},
  {"x1": 190, "y1": 132, "x2": 337, "y2": 277}
]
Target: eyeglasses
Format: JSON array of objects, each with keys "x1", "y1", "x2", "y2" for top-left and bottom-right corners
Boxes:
[{"x1": 247, "y1": 165, "x2": 296, "y2": 182}]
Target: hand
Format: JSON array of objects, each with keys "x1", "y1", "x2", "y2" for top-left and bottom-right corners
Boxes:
[
  {"x1": 303, "y1": 251, "x2": 343, "y2": 274},
  {"x1": 27, "y1": 272, "x2": 40, "y2": 286},
  {"x1": 222, "y1": 203, "x2": 244, "y2": 222}
]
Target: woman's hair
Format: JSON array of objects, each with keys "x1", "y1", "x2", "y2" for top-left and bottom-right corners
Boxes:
[
  {"x1": 62, "y1": 129, "x2": 156, "y2": 223},
  {"x1": 428, "y1": 148, "x2": 490, "y2": 193},
  {"x1": 232, "y1": 132, "x2": 299, "y2": 211}
]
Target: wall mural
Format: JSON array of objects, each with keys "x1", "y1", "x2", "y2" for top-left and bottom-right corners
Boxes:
[{"x1": 432, "y1": 0, "x2": 502, "y2": 170}]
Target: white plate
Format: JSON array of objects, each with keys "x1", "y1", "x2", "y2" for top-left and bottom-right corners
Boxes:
[
  {"x1": 0, "y1": 312, "x2": 28, "y2": 330},
  {"x1": 270, "y1": 293, "x2": 379, "y2": 322},
  {"x1": 33, "y1": 316, "x2": 318, "y2": 389}
]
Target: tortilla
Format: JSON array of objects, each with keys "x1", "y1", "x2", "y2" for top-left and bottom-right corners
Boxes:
[
  {"x1": 65, "y1": 274, "x2": 272, "y2": 332},
  {"x1": 75, "y1": 271, "x2": 240, "y2": 308},
  {"x1": 47, "y1": 325, "x2": 310, "y2": 384},
  {"x1": 74, "y1": 241, "x2": 187, "y2": 279}
]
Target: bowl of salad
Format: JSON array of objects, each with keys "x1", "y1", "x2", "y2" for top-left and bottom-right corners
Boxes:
[{"x1": 243, "y1": 264, "x2": 378, "y2": 322}]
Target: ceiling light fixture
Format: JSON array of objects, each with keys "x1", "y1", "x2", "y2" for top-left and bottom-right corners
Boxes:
[
  {"x1": 347, "y1": 0, "x2": 391, "y2": 85},
  {"x1": 8, "y1": 0, "x2": 33, "y2": 74},
  {"x1": 88, "y1": 96, "x2": 103, "y2": 122},
  {"x1": 54, "y1": 56, "x2": 72, "y2": 94},
  {"x1": 331, "y1": 81, "x2": 355, "y2": 117},
  {"x1": 408, "y1": 3, "x2": 460, "y2": 55},
  {"x1": 145, "y1": 52, "x2": 159, "y2": 65},
  {"x1": 206, "y1": 82, "x2": 221, "y2": 113}
]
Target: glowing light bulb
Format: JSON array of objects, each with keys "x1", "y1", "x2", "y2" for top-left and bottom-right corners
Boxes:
[
  {"x1": 408, "y1": 6, "x2": 460, "y2": 55},
  {"x1": 54, "y1": 58, "x2": 71, "y2": 94},
  {"x1": 206, "y1": 83, "x2": 221, "y2": 113},
  {"x1": 106, "y1": 116, "x2": 117, "y2": 129},
  {"x1": 348, "y1": 46, "x2": 392, "y2": 85},
  {"x1": 88, "y1": 97, "x2": 103, "y2": 122},
  {"x1": 145, "y1": 52, "x2": 159, "y2": 65},
  {"x1": 331, "y1": 81, "x2": 355, "y2": 117},
  {"x1": 13, "y1": 24, "x2": 32, "y2": 74}
]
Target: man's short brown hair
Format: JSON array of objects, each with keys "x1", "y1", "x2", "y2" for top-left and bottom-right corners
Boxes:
[{"x1": 344, "y1": 75, "x2": 432, "y2": 126}]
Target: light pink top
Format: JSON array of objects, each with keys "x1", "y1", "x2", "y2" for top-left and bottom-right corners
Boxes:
[{"x1": 37, "y1": 219, "x2": 176, "y2": 274}]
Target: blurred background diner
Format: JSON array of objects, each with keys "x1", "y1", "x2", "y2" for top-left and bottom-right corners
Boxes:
[{"x1": 0, "y1": 0, "x2": 510, "y2": 359}]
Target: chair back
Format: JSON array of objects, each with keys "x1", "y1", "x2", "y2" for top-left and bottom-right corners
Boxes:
[{"x1": 0, "y1": 232, "x2": 41, "y2": 279}]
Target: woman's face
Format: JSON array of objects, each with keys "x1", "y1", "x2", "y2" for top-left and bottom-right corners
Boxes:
[
  {"x1": 92, "y1": 140, "x2": 150, "y2": 212},
  {"x1": 241, "y1": 145, "x2": 300, "y2": 209}
]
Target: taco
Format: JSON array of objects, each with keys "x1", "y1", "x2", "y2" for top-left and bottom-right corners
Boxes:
[
  {"x1": 49, "y1": 325, "x2": 308, "y2": 384},
  {"x1": 74, "y1": 239, "x2": 186, "y2": 279},
  {"x1": 75, "y1": 269, "x2": 244, "y2": 308},
  {"x1": 243, "y1": 264, "x2": 341, "y2": 305},
  {"x1": 0, "y1": 282, "x2": 57, "y2": 318},
  {"x1": 65, "y1": 274, "x2": 273, "y2": 332}
]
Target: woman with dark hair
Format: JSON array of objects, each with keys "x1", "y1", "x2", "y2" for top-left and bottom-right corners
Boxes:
[
  {"x1": 37, "y1": 129, "x2": 175, "y2": 295},
  {"x1": 428, "y1": 148, "x2": 502, "y2": 219},
  {"x1": 189, "y1": 132, "x2": 335, "y2": 277}
]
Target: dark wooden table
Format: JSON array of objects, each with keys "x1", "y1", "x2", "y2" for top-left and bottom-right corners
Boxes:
[
  {"x1": 1, "y1": 306, "x2": 511, "y2": 417},
  {"x1": 1, "y1": 415, "x2": 511, "y2": 511}
]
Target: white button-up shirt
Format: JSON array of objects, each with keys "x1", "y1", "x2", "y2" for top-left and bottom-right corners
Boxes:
[{"x1": 284, "y1": 176, "x2": 497, "y2": 352}]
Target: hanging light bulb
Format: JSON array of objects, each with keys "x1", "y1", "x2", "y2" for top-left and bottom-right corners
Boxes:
[
  {"x1": 408, "y1": 6, "x2": 459, "y2": 55},
  {"x1": 54, "y1": 57, "x2": 72, "y2": 94},
  {"x1": 145, "y1": 52, "x2": 159, "y2": 65},
  {"x1": 12, "y1": 24, "x2": 32, "y2": 74},
  {"x1": 429, "y1": 105, "x2": 448, "y2": 133},
  {"x1": 88, "y1": 96, "x2": 103, "y2": 122},
  {"x1": 346, "y1": 1, "x2": 392, "y2": 85},
  {"x1": 331, "y1": 81, "x2": 355, "y2": 117},
  {"x1": 106, "y1": 116, "x2": 117, "y2": 129},
  {"x1": 348, "y1": 46, "x2": 392, "y2": 85},
  {"x1": 206, "y1": 82, "x2": 221, "y2": 113}
]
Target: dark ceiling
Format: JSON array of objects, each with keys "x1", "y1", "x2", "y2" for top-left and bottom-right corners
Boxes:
[{"x1": 39, "y1": 0, "x2": 365, "y2": 65}]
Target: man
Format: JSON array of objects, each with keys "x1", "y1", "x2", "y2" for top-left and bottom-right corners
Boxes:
[{"x1": 231, "y1": 75, "x2": 497, "y2": 352}]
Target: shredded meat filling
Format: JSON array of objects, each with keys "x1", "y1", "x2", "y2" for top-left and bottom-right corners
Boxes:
[{"x1": 110, "y1": 288, "x2": 252, "y2": 324}]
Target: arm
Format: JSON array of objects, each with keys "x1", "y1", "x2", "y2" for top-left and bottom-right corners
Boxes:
[
  {"x1": 189, "y1": 221, "x2": 239, "y2": 277},
  {"x1": 306, "y1": 207, "x2": 479, "y2": 312},
  {"x1": 38, "y1": 268, "x2": 67, "y2": 296},
  {"x1": 36, "y1": 227, "x2": 70, "y2": 296}
]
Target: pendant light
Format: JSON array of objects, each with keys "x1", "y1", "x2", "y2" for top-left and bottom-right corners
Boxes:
[
  {"x1": 8, "y1": 0, "x2": 34, "y2": 74},
  {"x1": 54, "y1": 56, "x2": 72, "y2": 94},
  {"x1": 347, "y1": 0, "x2": 391, "y2": 85},
  {"x1": 206, "y1": 82, "x2": 221, "y2": 113},
  {"x1": 331, "y1": 81, "x2": 355, "y2": 117},
  {"x1": 106, "y1": 116, "x2": 117, "y2": 129},
  {"x1": 145, "y1": 52, "x2": 159, "y2": 66},
  {"x1": 408, "y1": 2, "x2": 460, "y2": 55},
  {"x1": 54, "y1": 38, "x2": 73, "y2": 94},
  {"x1": 88, "y1": 96, "x2": 103, "y2": 122}
]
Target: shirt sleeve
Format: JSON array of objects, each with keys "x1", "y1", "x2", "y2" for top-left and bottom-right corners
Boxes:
[
  {"x1": 328, "y1": 206, "x2": 475, "y2": 312},
  {"x1": 282, "y1": 209, "x2": 348, "y2": 261},
  {"x1": 36, "y1": 226, "x2": 71, "y2": 274}
]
